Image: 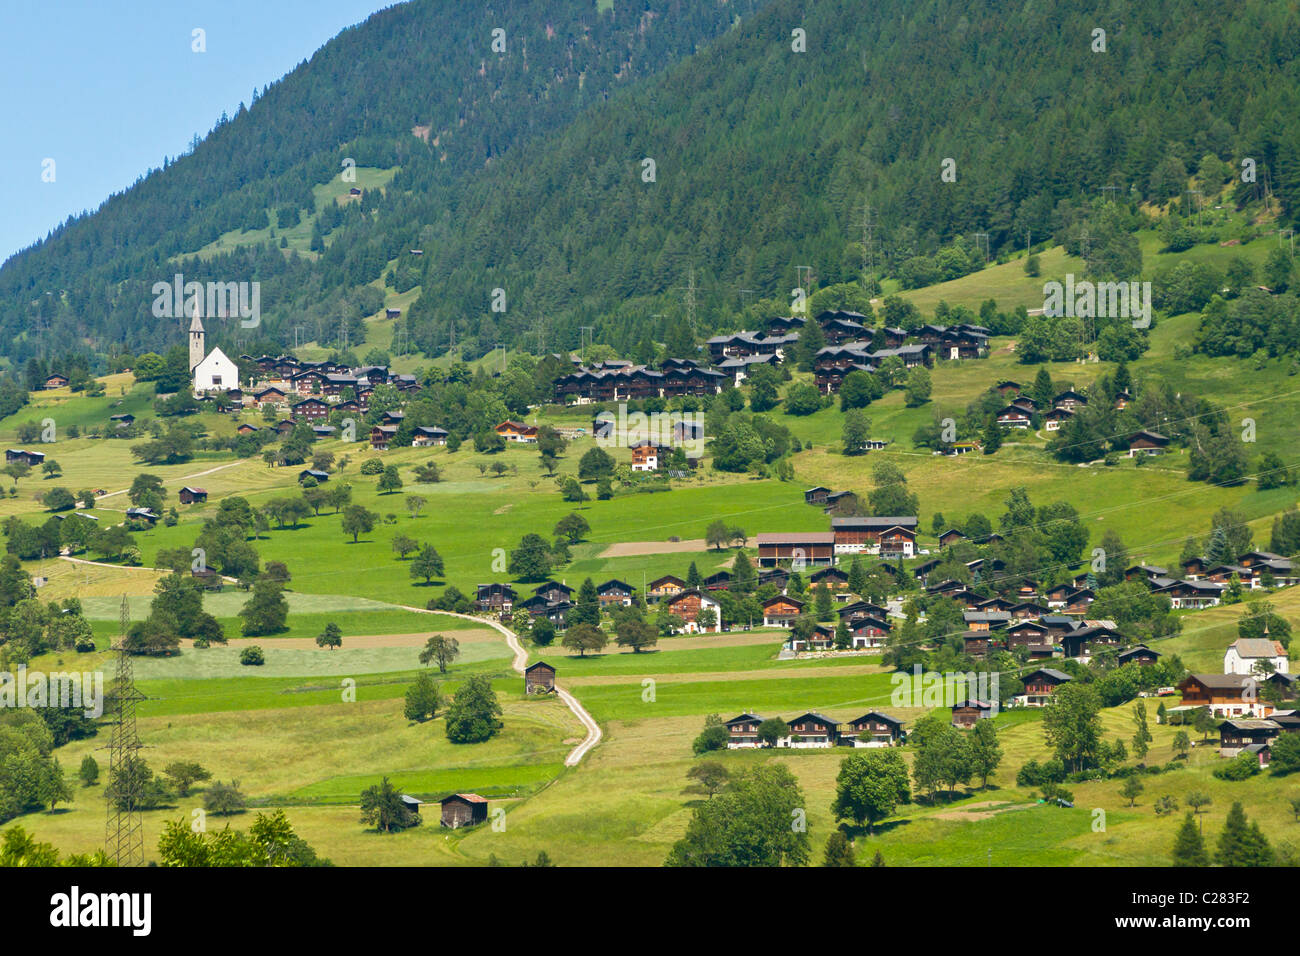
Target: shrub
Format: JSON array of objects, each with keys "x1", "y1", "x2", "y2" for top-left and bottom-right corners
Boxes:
[{"x1": 239, "y1": 646, "x2": 265, "y2": 666}]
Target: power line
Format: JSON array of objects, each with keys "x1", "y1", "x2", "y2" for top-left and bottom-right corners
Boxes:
[{"x1": 105, "y1": 594, "x2": 145, "y2": 867}]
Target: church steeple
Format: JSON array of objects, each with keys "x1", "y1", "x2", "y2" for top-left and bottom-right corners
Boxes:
[{"x1": 188, "y1": 299, "x2": 206, "y2": 372}]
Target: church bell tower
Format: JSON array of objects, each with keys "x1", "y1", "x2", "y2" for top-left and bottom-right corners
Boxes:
[{"x1": 188, "y1": 301, "x2": 206, "y2": 372}]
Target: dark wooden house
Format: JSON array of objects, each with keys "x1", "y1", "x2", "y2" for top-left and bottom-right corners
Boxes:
[
  {"x1": 525, "y1": 661, "x2": 556, "y2": 695},
  {"x1": 440, "y1": 793, "x2": 488, "y2": 828}
]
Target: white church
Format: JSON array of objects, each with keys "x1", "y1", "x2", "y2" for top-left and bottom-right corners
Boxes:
[{"x1": 189, "y1": 305, "x2": 239, "y2": 394}]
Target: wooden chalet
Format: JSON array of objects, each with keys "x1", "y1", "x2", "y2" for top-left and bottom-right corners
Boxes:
[
  {"x1": 725, "y1": 713, "x2": 764, "y2": 748},
  {"x1": 803, "y1": 486, "x2": 832, "y2": 506},
  {"x1": 951, "y1": 699, "x2": 994, "y2": 728},
  {"x1": 780, "y1": 712, "x2": 839, "y2": 748},
  {"x1": 596, "y1": 579, "x2": 634, "y2": 607},
  {"x1": 1015, "y1": 668, "x2": 1072, "y2": 707},
  {"x1": 843, "y1": 712, "x2": 904, "y2": 747},
  {"x1": 646, "y1": 575, "x2": 686, "y2": 602},
  {"x1": 831, "y1": 516, "x2": 920, "y2": 556},
  {"x1": 1218, "y1": 719, "x2": 1281, "y2": 757},
  {"x1": 762, "y1": 595, "x2": 805, "y2": 628},
  {"x1": 664, "y1": 589, "x2": 721, "y2": 633},
  {"x1": 996, "y1": 405, "x2": 1033, "y2": 428},
  {"x1": 1177, "y1": 674, "x2": 1273, "y2": 718},
  {"x1": 1128, "y1": 430, "x2": 1170, "y2": 456},
  {"x1": 495, "y1": 420, "x2": 538, "y2": 443},
  {"x1": 475, "y1": 583, "x2": 516, "y2": 614},
  {"x1": 533, "y1": 581, "x2": 574, "y2": 604},
  {"x1": 370, "y1": 424, "x2": 399, "y2": 449},
  {"x1": 412, "y1": 426, "x2": 449, "y2": 447},
  {"x1": 1117, "y1": 644, "x2": 1161, "y2": 666}
]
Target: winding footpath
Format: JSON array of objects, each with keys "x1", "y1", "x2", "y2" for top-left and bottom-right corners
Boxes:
[
  {"x1": 396, "y1": 607, "x2": 602, "y2": 767},
  {"x1": 52, "y1": 557, "x2": 602, "y2": 767}
]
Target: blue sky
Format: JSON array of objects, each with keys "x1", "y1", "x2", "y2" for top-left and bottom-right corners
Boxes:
[{"x1": 0, "y1": 0, "x2": 398, "y2": 264}]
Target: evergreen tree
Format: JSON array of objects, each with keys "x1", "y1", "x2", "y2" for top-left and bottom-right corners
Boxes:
[
  {"x1": 1172, "y1": 813, "x2": 1209, "y2": 867},
  {"x1": 822, "y1": 831, "x2": 856, "y2": 867}
]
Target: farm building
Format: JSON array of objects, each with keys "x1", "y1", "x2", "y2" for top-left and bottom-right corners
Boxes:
[
  {"x1": 756, "y1": 532, "x2": 835, "y2": 568},
  {"x1": 178, "y1": 486, "x2": 207, "y2": 504},
  {"x1": 951, "y1": 699, "x2": 994, "y2": 728},
  {"x1": 525, "y1": 661, "x2": 556, "y2": 695},
  {"x1": 440, "y1": 793, "x2": 488, "y2": 829}
]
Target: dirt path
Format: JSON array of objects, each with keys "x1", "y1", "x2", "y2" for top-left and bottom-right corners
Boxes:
[{"x1": 394, "y1": 606, "x2": 601, "y2": 767}]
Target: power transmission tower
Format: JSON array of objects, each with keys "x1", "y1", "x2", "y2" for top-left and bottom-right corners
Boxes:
[
  {"x1": 1098, "y1": 185, "x2": 1121, "y2": 202},
  {"x1": 858, "y1": 202, "x2": 876, "y2": 276},
  {"x1": 973, "y1": 232, "x2": 991, "y2": 263},
  {"x1": 683, "y1": 266, "x2": 697, "y2": 339},
  {"x1": 578, "y1": 327, "x2": 594, "y2": 364},
  {"x1": 105, "y1": 594, "x2": 146, "y2": 867}
]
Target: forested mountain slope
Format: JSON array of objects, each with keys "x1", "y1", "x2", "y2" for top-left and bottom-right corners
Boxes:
[{"x1": 4, "y1": 0, "x2": 1300, "y2": 367}]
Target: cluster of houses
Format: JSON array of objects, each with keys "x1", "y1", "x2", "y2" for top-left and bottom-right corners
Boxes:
[
  {"x1": 551, "y1": 310, "x2": 994, "y2": 403},
  {"x1": 476, "y1": 577, "x2": 725, "y2": 634},
  {"x1": 1126, "y1": 551, "x2": 1297, "y2": 610},
  {"x1": 723, "y1": 710, "x2": 906, "y2": 748},
  {"x1": 553, "y1": 357, "x2": 728, "y2": 403}
]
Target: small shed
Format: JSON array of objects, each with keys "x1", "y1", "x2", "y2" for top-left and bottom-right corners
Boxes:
[
  {"x1": 440, "y1": 793, "x2": 488, "y2": 829},
  {"x1": 525, "y1": 661, "x2": 556, "y2": 695},
  {"x1": 178, "y1": 486, "x2": 208, "y2": 505}
]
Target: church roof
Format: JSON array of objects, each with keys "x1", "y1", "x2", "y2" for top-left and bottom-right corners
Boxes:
[{"x1": 189, "y1": 311, "x2": 205, "y2": 333}]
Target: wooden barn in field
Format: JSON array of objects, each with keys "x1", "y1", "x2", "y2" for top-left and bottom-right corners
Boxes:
[
  {"x1": 525, "y1": 661, "x2": 556, "y2": 695},
  {"x1": 439, "y1": 793, "x2": 488, "y2": 829},
  {"x1": 178, "y1": 486, "x2": 207, "y2": 505}
]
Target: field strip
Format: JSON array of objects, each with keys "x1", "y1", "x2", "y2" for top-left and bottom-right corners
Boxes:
[
  {"x1": 598, "y1": 538, "x2": 711, "y2": 557},
  {"x1": 394, "y1": 606, "x2": 602, "y2": 767},
  {"x1": 560, "y1": 663, "x2": 886, "y2": 685},
  {"x1": 95, "y1": 458, "x2": 248, "y2": 499}
]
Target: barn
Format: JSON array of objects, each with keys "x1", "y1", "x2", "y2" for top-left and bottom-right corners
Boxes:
[
  {"x1": 525, "y1": 661, "x2": 556, "y2": 695},
  {"x1": 440, "y1": 793, "x2": 488, "y2": 828}
]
